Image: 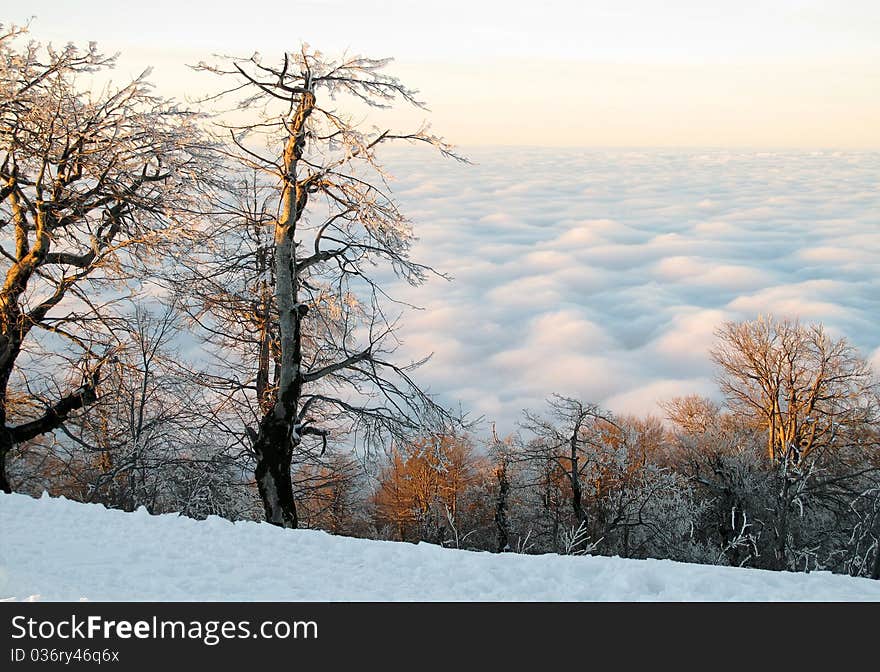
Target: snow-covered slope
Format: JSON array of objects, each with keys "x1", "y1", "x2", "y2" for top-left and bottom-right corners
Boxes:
[{"x1": 2, "y1": 492, "x2": 879, "y2": 601}]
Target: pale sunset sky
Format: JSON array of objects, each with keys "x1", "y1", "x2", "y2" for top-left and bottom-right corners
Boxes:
[
  {"x1": 6, "y1": 1, "x2": 879, "y2": 425},
  {"x1": 7, "y1": 0, "x2": 880, "y2": 148}
]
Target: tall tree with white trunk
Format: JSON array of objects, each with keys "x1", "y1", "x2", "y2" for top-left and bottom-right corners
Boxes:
[{"x1": 193, "y1": 48, "x2": 465, "y2": 527}]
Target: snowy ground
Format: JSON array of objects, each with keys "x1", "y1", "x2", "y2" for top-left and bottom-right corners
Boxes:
[{"x1": 2, "y1": 492, "x2": 879, "y2": 601}]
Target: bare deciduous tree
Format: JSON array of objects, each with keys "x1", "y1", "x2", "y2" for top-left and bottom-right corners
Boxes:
[
  {"x1": 711, "y1": 316, "x2": 877, "y2": 464},
  {"x1": 661, "y1": 394, "x2": 724, "y2": 435},
  {"x1": 190, "y1": 49, "x2": 466, "y2": 526},
  {"x1": 0, "y1": 25, "x2": 211, "y2": 492},
  {"x1": 372, "y1": 434, "x2": 485, "y2": 545},
  {"x1": 489, "y1": 424, "x2": 515, "y2": 553},
  {"x1": 9, "y1": 300, "x2": 255, "y2": 519},
  {"x1": 519, "y1": 395, "x2": 618, "y2": 551}
]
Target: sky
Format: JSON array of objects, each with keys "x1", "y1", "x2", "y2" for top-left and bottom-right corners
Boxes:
[
  {"x1": 5, "y1": 2, "x2": 879, "y2": 431},
  {"x1": 379, "y1": 147, "x2": 880, "y2": 431},
  {"x1": 8, "y1": 0, "x2": 880, "y2": 147}
]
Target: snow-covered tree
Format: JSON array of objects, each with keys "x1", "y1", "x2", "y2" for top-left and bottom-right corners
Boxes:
[
  {"x1": 0, "y1": 25, "x2": 212, "y2": 492},
  {"x1": 186, "y1": 49, "x2": 466, "y2": 526}
]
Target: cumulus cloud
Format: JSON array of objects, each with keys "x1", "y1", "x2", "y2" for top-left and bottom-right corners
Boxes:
[
  {"x1": 870, "y1": 347, "x2": 880, "y2": 375},
  {"x1": 375, "y1": 147, "x2": 880, "y2": 432}
]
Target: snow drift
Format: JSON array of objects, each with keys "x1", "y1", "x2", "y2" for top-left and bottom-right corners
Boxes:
[{"x1": 2, "y1": 492, "x2": 879, "y2": 601}]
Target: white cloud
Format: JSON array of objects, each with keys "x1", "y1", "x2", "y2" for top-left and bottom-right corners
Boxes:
[
  {"x1": 379, "y1": 147, "x2": 880, "y2": 432},
  {"x1": 604, "y1": 378, "x2": 718, "y2": 419},
  {"x1": 869, "y1": 347, "x2": 880, "y2": 376}
]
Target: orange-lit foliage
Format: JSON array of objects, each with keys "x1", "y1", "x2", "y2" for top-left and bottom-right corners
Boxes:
[
  {"x1": 373, "y1": 435, "x2": 488, "y2": 543},
  {"x1": 573, "y1": 416, "x2": 667, "y2": 501}
]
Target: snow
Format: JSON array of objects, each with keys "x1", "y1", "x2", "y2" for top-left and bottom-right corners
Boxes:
[{"x1": 2, "y1": 492, "x2": 879, "y2": 601}]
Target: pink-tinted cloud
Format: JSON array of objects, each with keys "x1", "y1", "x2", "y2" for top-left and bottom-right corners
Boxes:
[{"x1": 379, "y1": 147, "x2": 880, "y2": 432}]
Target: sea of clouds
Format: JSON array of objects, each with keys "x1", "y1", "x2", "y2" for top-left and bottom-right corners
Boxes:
[{"x1": 375, "y1": 147, "x2": 880, "y2": 433}]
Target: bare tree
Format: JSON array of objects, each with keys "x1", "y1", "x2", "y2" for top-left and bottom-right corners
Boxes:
[
  {"x1": 659, "y1": 320, "x2": 880, "y2": 572},
  {"x1": 519, "y1": 396, "x2": 617, "y2": 551},
  {"x1": 661, "y1": 394, "x2": 725, "y2": 435},
  {"x1": 489, "y1": 424, "x2": 515, "y2": 552},
  {"x1": 518, "y1": 399, "x2": 704, "y2": 559},
  {"x1": 372, "y1": 434, "x2": 485, "y2": 544},
  {"x1": 10, "y1": 300, "x2": 255, "y2": 519},
  {"x1": 189, "y1": 48, "x2": 466, "y2": 526},
  {"x1": 711, "y1": 316, "x2": 877, "y2": 464},
  {"x1": 170, "y1": 174, "x2": 280, "y2": 465},
  {"x1": 292, "y1": 450, "x2": 368, "y2": 535},
  {"x1": 0, "y1": 25, "x2": 211, "y2": 492},
  {"x1": 77, "y1": 302, "x2": 251, "y2": 518}
]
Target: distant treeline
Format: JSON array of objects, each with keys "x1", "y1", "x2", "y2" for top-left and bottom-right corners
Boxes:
[{"x1": 12, "y1": 315, "x2": 880, "y2": 579}]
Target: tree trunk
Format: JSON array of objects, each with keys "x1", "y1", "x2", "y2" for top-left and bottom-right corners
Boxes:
[
  {"x1": 0, "y1": 368, "x2": 13, "y2": 494},
  {"x1": 872, "y1": 540, "x2": 880, "y2": 581},
  {"x1": 494, "y1": 463, "x2": 510, "y2": 552},
  {"x1": 774, "y1": 477, "x2": 791, "y2": 571},
  {"x1": 253, "y1": 416, "x2": 297, "y2": 528},
  {"x1": 568, "y1": 428, "x2": 588, "y2": 550},
  {"x1": 872, "y1": 508, "x2": 880, "y2": 580},
  {"x1": 569, "y1": 452, "x2": 588, "y2": 549},
  {"x1": 0, "y1": 430, "x2": 11, "y2": 494},
  {"x1": 571, "y1": 475, "x2": 585, "y2": 527},
  {"x1": 249, "y1": 87, "x2": 315, "y2": 528}
]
